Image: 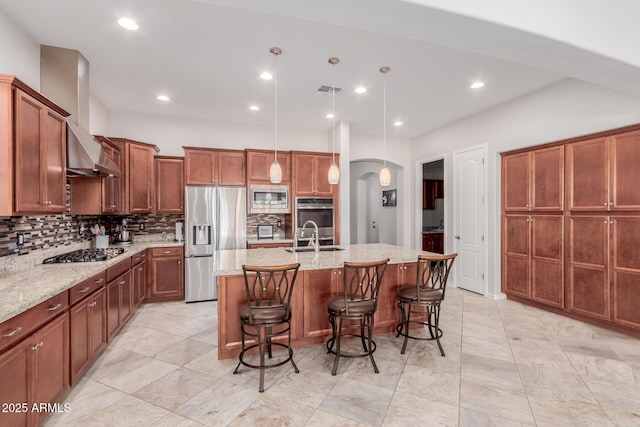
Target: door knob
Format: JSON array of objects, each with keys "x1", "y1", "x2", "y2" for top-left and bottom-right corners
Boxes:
[{"x1": 454, "y1": 235, "x2": 461, "y2": 240}]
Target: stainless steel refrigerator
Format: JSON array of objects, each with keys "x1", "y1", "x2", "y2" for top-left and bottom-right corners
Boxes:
[{"x1": 184, "y1": 186, "x2": 246, "y2": 302}]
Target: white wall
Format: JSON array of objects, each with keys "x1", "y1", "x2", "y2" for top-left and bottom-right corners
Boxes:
[
  {"x1": 109, "y1": 111, "x2": 330, "y2": 156},
  {"x1": 0, "y1": 7, "x2": 39, "y2": 89},
  {"x1": 411, "y1": 78, "x2": 640, "y2": 298},
  {"x1": 89, "y1": 96, "x2": 110, "y2": 135}
]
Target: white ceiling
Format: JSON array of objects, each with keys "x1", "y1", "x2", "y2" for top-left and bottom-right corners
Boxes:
[{"x1": 2, "y1": 0, "x2": 621, "y2": 140}]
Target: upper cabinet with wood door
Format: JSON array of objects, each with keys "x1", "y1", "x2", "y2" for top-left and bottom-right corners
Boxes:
[
  {"x1": 125, "y1": 141, "x2": 155, "y2": 214},
  {"x1": 568, "y1": 131, "x2": 640, "y2": 212},
  {"x1": 246, "y1": 149, "x2": 291, "y2": 184},
  {"x1": 100, "y1": 137, "x2": 124, "y2": 214},
  {"x1": 155, "y1": 156, "x2": 184, "y2": 214},
  {"x1": 1, "y1": 75, "x2": 70, "y2": 215},
  {"x1": 502, "y1": 145, "x2": 564, "y2": 212},
  {"x1": 184, "y1": 147, "x2": 246, "y2": 186},
  {"x1": 291, "y1": 151, "x2": 338, "y2": 197}
]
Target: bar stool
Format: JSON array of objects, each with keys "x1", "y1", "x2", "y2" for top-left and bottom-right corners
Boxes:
[
  {"x1": 326, "y1": 259, "x2": 389, "y2": 375},
  {"x1": 396, "y1": 253, "x2": 457, "y2": 356},
  {"x1": 233, "y1": 263, "x2": 300, "y2": 392}
]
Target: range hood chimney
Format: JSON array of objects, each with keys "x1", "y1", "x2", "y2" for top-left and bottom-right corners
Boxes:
[{"x1": 40, "y1": 45, "x2": 121, "y2": 178}]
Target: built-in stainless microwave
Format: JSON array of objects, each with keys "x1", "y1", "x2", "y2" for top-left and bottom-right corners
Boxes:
[{"x1": 249, "y1": 185, "x2": 290, "y2": 214}]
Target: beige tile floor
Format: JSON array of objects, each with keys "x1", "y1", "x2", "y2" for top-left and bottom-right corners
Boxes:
[{"x1": 43, "y1": 288, "x2": 640, "y2": 427}]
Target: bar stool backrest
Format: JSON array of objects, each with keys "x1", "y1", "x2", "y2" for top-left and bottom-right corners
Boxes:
[
  {"x1": 242, "y1": 263, "x2": 301, "y2": 323},
  {"x1": 416, "y1": 254, "x2": 457, "y2": 301},
  {"x1": 342, "y1": 259, "x2": 389, "y2": 316}
]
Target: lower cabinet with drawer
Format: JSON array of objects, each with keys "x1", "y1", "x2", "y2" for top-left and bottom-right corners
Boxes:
[
  {"x1": 69, "y1": 272, "x2": 107, "y2": 385},
  {"x1": 0, "y1": 298, "x2": 69, "y2": 427},
  {"x1": 147, "y1": 246, "x2": 184, "y2": 302},
  {"x1": 132, "y1": 250, "x2": 147, "y2": 308}
]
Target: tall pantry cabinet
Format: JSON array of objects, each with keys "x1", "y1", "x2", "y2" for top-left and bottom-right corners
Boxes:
[{"x1": 502, "y1": 126, "x2": 640, "y2": 335}]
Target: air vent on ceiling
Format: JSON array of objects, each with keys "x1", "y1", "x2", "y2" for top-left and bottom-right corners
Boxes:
[{"x1": 316, "y1": 85, "x2": 342, "y2": 96}]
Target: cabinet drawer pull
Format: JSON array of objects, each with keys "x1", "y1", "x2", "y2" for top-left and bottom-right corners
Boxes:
[
  {"x1": 47, "y1": 303, "x2": 62, "y2": 311},
  {"x1": 4, "y1": 326, "x2": 22, "y2": 337},
  {"x1": 95, "y1": 279, "x2": 104, "y2": 284},
  {"x1": 163, "y1": 251, "x2": 172, "y2": 254},
  {"x1": 78, "y1": 287, "x2": 91, "y2": 293}
]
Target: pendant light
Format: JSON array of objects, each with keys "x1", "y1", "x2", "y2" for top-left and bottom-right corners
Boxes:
[
  {"x1": 327, "y1": 57, "x2": 340, "y2": 185},
  {"x1": 269, "y1": 47, "x2": 283, "y2": 184},
  {"x1": 379, "y1": 66, "x2": 391, "y2": 187}
]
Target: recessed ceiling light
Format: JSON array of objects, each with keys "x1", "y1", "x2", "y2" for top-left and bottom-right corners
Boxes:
[
  {"x1": 249, "y1": 105, "x2": 259, "y2": 111},
  {"x1": 117, "y1": 18, "x2": 139, "y2": 31},
  {"x1": 393, "y1": 121, "x2": 403, "y2": 126},
  {"x1": 355, "y1": 86, "x2": 367, "y2": 94},
  {"x1": 326, "y1": 113, "x2": 335, "y2": 119},
  {"x1": 470, "y1": 81, "x2": 485, "y2": 89},
  {"x1": 260, "y1": 72, "x2": 273, "y2": 80},
  {"x1": 157, "y1": 95, "x2": 170, "y2": 101}
]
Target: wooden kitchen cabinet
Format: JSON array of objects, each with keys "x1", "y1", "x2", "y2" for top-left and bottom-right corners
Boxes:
[
  {"x1": 422, "y1": 233, "x2": 444, "y2": 253},
  {"x1": 184, "y1": 147, "x2": 246, "y2": 186},
  {"x1": 70, "y1": 287, "x2": 106, "y2": 385},
  {"x1": 147, "y1": 246, "x2": 184, "y2": 302},
  {"x1": 132, "y1": 251, "x2": 147, "y2": 307},
  {"x1": 126, "y1": 141, "x2": 155, "y2": 214},
  {"x1": 611, "y1": 216, "x2": 640, "y2": 329},
  {"x1": 422, "y1": 180, "x2": 444, "y2": 210},
  {"x1": 155, "y1": 156, "x2": 184, "y2": 214},
  {"x1": 246, "y1": 241, "x2": 293, "y2": 249},
  {"x1": 246, "y1": 149, "x2": 291, "y2": 183},
  {"x1": 101, "y1": 138, "x2": 124, "y2": 213},
  {"x1": 302, "y1": 269, "x2": 342, "y2": 340},
  {"x1": 106, "y1": 257, "x2": 132, "y2": 341},
  {"x1": 69, "y1": 137, "x2": 124, "y2": 215},
  {"x1": 567, "y1": 131, "x2": 640, "y2": 212},
  {"x1": 502, "y1": 214, "x2": 564, "y2": 308},
  {"x1": 14, "y1": 88, "x2": 67, "y2": 214},
  {"x1": 0, "y1": 313, "x2": 69, "y2": 427},
  {"x1": 292, "y1": 151, "x2": 338, "y2": 197},
  {"x1": 375, "y1": 263, "x2": 417, "y2": 332},
  {"x1": 502, "y1": 145, "x2": 564, "y2": 212}
]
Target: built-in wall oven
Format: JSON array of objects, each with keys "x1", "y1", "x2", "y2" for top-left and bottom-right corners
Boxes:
[{"x1": 295, "y1": 197, "x2": 335, "y2": 246}]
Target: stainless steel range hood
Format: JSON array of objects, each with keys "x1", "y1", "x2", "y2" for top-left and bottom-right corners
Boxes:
[{"x1": 41, "y1": 45, "x2": 122, "y2": 178}]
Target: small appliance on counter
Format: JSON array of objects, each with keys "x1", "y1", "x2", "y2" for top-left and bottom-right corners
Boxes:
[
  {"x1": 257, "y1": 224, "x2": 274, "y2": 240},
  {"x1": 112, "y1": 218, "x2": 133, "y2": 245}
]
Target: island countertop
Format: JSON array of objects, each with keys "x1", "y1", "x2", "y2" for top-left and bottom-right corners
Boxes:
[{"x1": 213, "y1": 243, "x2": 428, "y2": 276}]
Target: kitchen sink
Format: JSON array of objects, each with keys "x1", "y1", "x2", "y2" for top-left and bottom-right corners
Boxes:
[{"x1": 285, "y1": 247, "x2": 345, "y2": 253}]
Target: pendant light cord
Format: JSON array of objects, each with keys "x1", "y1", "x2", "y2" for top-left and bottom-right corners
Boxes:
[
  {"x1": 383, "y1": 71, "x2": 387, "y2": 167},
  {"x1": 274, "y1": 53, "x2": 278, "y2": 161},
  {"x1": 332, "y1": 61, "x2": 336, "y2": 163}
]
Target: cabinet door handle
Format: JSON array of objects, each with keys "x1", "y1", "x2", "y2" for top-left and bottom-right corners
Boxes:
[
  {"x1": 47, "y1": 303, "x2": 62, "y2": 311},
  {"x1": 90, "y1": 302, "x2": 97, "y2": 308},
  {"x1": 31, "y1": 341, "x2": 44, "y2": 351},
  {"x1": 119, "y1": 280, "x2": 125, "y2": 285},
  {"x1": 138, "y1": 267, "x2": 143, "y2": 271},
  {"x1": 3, "y1": 326, "x2": 22, "y2": 337},
  {"x1": 177, "y1": 261, "x2": 181, "y2": 264},
  {"x1": 608, "y1": 202, "x2": 613, "y2": 206},
  {"x1": 78, "y1": 287, "x2": 91, "y2": 293}
]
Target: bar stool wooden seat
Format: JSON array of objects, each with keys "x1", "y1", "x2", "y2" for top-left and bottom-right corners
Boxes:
[
  {"x1": 396, "y1": 253, "x2": 457, "y2": 356},
  {"x1": 326, "y1": 258, "x2": 389, "y2": 375},
  {"x1": 233, "y1": 263, "x2": 300, "y2": 392}
]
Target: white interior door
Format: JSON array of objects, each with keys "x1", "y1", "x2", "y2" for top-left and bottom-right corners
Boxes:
[{"x1": 453, "y1": 146, "x2": 486, "y2": 294}]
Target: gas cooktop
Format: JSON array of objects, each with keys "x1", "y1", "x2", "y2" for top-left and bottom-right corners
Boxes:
[{"x1": 43, "y1": 248, "x2": 125, "y2": 264}]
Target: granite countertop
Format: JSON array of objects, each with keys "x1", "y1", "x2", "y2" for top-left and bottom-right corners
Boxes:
[
  {"x1": 0, "y1": 241, "x2": 183, "y2": 324},
  {"x1": 213, "y1": 243, "x2": 427, "y2": 276}
]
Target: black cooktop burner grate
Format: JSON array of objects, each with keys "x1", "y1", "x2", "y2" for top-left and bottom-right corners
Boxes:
[{"x1": 43, "y1": 248, "x2": 125, "y2": 264}]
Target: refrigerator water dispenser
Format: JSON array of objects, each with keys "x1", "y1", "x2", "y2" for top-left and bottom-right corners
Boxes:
[{"x1": 193, "y1": 225, "x2": 212, "y2": 245}]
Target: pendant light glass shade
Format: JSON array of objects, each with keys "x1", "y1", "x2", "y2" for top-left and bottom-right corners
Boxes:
[
  {"x1": 327, "y1": 57, "x2": 340, "y2": 185},
  {"x1": 328, "y1": 161, "x2": 340, "y2": 184},
  {"x1": 379, "y1": 165, "x2": 391, "y2": 186},
  {"x1": 270, "y1": 159, "x2": 282, "y2": 183},
  {"x1": 269, "y1": 47, "x2": 282, "y2": 184}
]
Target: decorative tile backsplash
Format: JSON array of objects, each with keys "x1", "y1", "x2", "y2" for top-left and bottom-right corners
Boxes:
[
  {"x1": 246, "y1": 214, "x2": 288, "y2": 236},
  {"x1": 0, "y1": 184, "x2": 184, "y2": 259}
]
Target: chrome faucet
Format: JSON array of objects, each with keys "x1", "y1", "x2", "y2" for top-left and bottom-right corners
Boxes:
[{"x1": 301, "y1": 220, "x2": 320, "y2": 253}]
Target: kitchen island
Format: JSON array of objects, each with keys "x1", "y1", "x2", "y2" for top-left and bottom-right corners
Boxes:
[{"x1": 215, "y1": 243, "x2": 427, "y2": 359}]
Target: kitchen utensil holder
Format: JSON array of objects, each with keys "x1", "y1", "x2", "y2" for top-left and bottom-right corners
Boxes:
[{"x1": 95, "y1": 235, "x2": 109, "y2": 249}]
